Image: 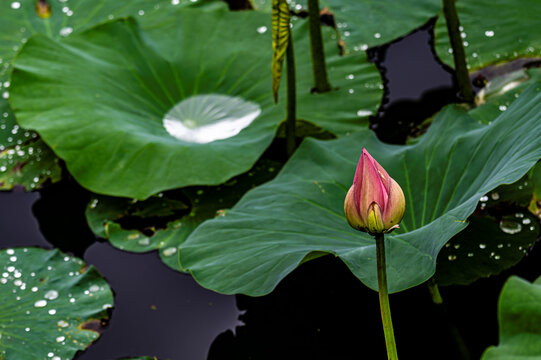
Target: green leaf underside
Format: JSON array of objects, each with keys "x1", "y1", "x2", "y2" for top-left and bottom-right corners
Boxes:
[
  {"x1": 11, "y1": 9, "x2": 381, "y2": 199},
  {"x1": 1, "y1": 0, "x2": 217, "y2": 190},
  {"x1": 271, "y1": 0, "x2": 290, "y2": 102},
  {"x1": 436, "y1": 213, "x2": 539, "y2": 287},
  {"x1": 86, "y1": 159, "x2": 282, "y2": 271},
  {"x1": 179, "y1": 83, "x2": 541, "y2": 296},
  {"x1": 0, "y1": 247, "x2": 113, "y2": 360},
  {"x1": 434, "y1": 0, "x2": 541, "y2": 71},
  {"x1": 482, "y1": 276, "x2": 541, "y2": 359}
]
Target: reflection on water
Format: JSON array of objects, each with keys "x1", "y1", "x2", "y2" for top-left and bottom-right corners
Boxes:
[{"x1": 163, "y1": 94, "x2": 261, "y2": 144}]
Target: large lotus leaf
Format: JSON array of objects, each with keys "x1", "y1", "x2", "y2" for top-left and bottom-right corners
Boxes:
[
  {"x1": 0, "y1": 247, "x2": 113, "y2": 360},
  {"x1": 86, "y1": 159, "x2": 282, "y2": 271},
  {"x1": 482, "y1": 275, "x2": 541, "y2": 359},
  {"x1": 10, "y1": 9, "x2": 381, "y2": 199},
  {"x1": 178, "y1": 83, "x2": 541, "y2": 295},
  {"x1": 434, "y1": 0, "x2": 541, "y2": 71},
  {"x1": 0, "y1": 0, "x2": 216, "y2": 190},
  {"x1": 141, "y1": 13, "x2": 382, "y2": 135},
  {"x1": 434, "y1": 68, "x2": 541, "y2": 286},
  {"x1": 436, "y1": 213, "x2": 539, "y2": 287},
  {"x1": 254, "y1": 0, "x2": 441, "y2": 51}
]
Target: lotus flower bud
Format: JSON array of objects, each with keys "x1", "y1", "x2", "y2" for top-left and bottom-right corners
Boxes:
[{"x1": 344, "y1": 148, "x2": 405, "y2": 234}]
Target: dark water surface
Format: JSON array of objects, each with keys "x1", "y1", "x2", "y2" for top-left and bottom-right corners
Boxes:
[
  {"x1": 2, "y1": 17, "x2": 540, "y2": 360},
  {"x1": 0, "y1": 185, "x2": 240, "y2": 360}
]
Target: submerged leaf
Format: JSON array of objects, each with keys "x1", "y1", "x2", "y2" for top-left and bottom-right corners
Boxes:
[
  {"x1": 86, "y1": 159, "x2": 282, "y2": 271},
  {"x1": 0, "y1": 247, "x2": 113, "y2": 360},
  {"x1": 271, "y1": 0, "x2": 291, "y2": 102},
  {"x1": 179, "y1": 83, "x2": 541, "y2": 295}
]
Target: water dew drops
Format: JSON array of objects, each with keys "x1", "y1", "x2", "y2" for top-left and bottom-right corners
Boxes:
[
  {"x1": 57, "y1": 320, "x2": 69, "y2": 328},
  {"x1": 59, "y1": 27, "x2": 73, "y2": 37},
  {"x1": 11, "y1": 2, "x2": 21, "y2": 9},
  {"x1": 479, "y1": 244, "x2": 486, "y2": 249},
  {"x1": 356, "y1": 110, "x2": 373, "y2": 117},
  {"x1": 163, "y1": 247, "x2": 177, "y2": 257},
  {"x1": 499, "y1": 217, "x2": 522, "y2": 234},
  {"x1": 44, "y1": 290, "x2": 59, "y2": 300},
  {"x1": 138, "y1": 237, "x2": 150, "y2": 246},
  {"x1": 163, "y1": 94, "x2": 260, "y2": 144},
  {"x1": 34, "y1": 299, "x2": 47, "y2": 308},
  {"x1": 48, "y1": 309, "x2": 56, "y2": 315},
  {"x1": 485, "y1": 30, "x2": 495, "y2": 37},
  {"x1": 56, "y1": 336, "x2": 65, "y2": 343},
  {"x1": 256, "y1": 26, "x2": 267, "y2": 34}
]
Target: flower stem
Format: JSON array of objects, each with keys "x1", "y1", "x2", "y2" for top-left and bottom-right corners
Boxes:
[
  {"x1": 307, "y1": 0, "x2": 331, "y2": 93},
  {"x1": 442, "y1": 0, "x2": 474, "y2": 103},
  {"x1": 375, "y1": 233, "x2": 398, "y2": 360},
  {"x1": 285, "y1": 28, "x2": 297, "y2": 157}
]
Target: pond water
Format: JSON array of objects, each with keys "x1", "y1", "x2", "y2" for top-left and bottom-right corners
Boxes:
[{"x1": 2, "y1": 17, "x2": 540, "y2": 360}]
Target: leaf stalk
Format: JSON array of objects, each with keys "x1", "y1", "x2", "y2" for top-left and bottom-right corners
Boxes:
[
  {"x1": 307, "y1": 0, "x2": 331, "y2": 92},
  {"x1": 285, "y1": 29, "x2": 297, "y2": 157},
  {"x1": 442, "y1": 0, "x2": 474, "y2": 103}
]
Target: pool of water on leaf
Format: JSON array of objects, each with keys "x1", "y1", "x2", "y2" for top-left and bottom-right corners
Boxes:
[{"x1": 1, "y1": 18, "x2": 540, "y2": 360}]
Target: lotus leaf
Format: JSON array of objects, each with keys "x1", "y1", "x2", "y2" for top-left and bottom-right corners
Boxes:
[{"x1": 179, "y1": 83, "x2": 541, "y2": 295}]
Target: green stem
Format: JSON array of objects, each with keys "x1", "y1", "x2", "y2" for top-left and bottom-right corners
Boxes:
[
  {"x1": 285, "y1": 29, "x2": 297, "y2": 157},
  {"x1": 427, "y1": 278, "x2": 471, "y2": 360},
  {"x1": 307, "y1": 0, "x2": 331, "y2": 92},
  {"x1": 375, "y1": 233, "x2": 398, "y2": 360},
  {"x1": 442, "y1": 0, "x2": 474, "y2": 103},
  {"x1": 427, "y1": 277, "x2": 443, "y2": 304}
]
